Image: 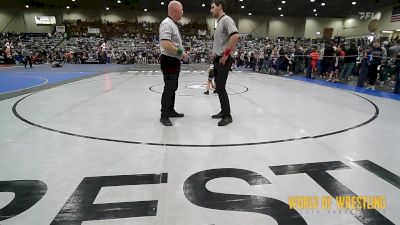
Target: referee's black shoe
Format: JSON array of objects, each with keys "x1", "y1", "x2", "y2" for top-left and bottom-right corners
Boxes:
[
  {"x1": 211, "y1": 112, "x2": 223, "y2": 119},
  {"x1": 218, "y1": 116, "x2": 233, "y2": 126},
  {"x1": 169, "y1": 111, "x2": 184, "y2": 117},
  {"x1": 160, "y1": 117, "x2": 173, "y2": 126}
]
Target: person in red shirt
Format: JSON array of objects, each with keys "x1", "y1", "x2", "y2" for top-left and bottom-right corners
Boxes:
[
  {"x1": 334, "y1": 45, "x2": 346, "y2": 82},
  {"x1": 327, "y1": 45, "x2": 345, "y2": 82},
  {"x1": 310, "y1": 45, "x2": 319, "y2": 79}
]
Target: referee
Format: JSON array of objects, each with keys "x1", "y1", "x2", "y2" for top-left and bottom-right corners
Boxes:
[
  {"x1": 159, "y1": 0, "x2": 188, "y2": 126},
  {"x1": 210, "y1": 0, "x2": 239, "y2": 126}
]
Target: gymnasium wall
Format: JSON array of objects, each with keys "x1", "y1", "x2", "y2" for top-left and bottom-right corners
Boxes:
[
  {"x1": 1, "y1": 5, "x2": 400, "y2": 39},
  {"x1": 0, "y1": 9, "x2": 62, "y2": 33},
  {"x1": 304, "y1": 17, "x2": 344, "y2": 39},
  {"x1": 268, "y1": 17, "x2": 306, "y2": 38}
]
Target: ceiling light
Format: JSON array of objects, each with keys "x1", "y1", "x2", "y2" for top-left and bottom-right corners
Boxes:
[
  {"x1": 161, "y1": 2, "x2": 164, "y2": 5},
  {"x1": 25, "y1": 5, "x2": 29, "y2": 8},
  {"x1": 315, "y1": 13, "x2": 318, "y2": 16},
  {"x1": 105, "y1": 7, "x2": 109, "y2": 10},
  {"x1": 382, "y1": 30, "x2": 393, "y2": 33},
  {"x1": 352, "y1": 1, "x2": 356, "y2": 5},
  {"x1": 248, "y1": 12, "x2": 252, "y2": 15},
  {"x1": 241, "y1": 5, "x2": 245, "y2": 8},
  {"x1": 117, "y1": 0, "x2": 121, "y2": 3},
  {"x1": 313, "y1": 9, "x2": 316, "y2": 12},
  {"x1": 278, "y1": 7, "x2": 282, "y2": 10},
  {"x1": 66, "y1": 6, "x2": 70, "y2": 9},
  {"x1": 144, "y1": 8, "x2": 148, "y2": 12},
  {"x1": 202, "y1": 3, "x2": 205, "y2": 7},
  {"x1": 321, "y1": 2, "x2": 325, "y2": 6},
  {"x1": 310, "y1": 0, "x2": 315, "y2": 2},
  {"x1": 72, "y1": 0, "x2": 75, "y2": 2},
  {"x1": 396, "y1": 29, "x2": 400, "y2": 31},
  {"x1": 282, "y1": 1, "x2": 286, "y2": 3},
  {"x1": 280, "y1": 14, "x2": 284, "y2": 17},
  {"x1": 239, "y1": 0, "x2": 243, "y2": 1}
]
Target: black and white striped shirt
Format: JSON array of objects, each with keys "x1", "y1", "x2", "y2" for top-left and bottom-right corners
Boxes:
[
  {"x1": 159, "y1": 17, "x2": 183, "y2": 59},
  {"x1": 212, "y1": 15, "x2": 238, "y2": 56}
]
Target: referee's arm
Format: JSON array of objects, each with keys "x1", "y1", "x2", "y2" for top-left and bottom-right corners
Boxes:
[
  {"x1": 226, "y1": 33, "x2": 239, "y2": 52},
  {"x1": 160, "y1": 40, "x2": 188, "y2": 61},
  {"x1": 160, "y1": 40, "x2": 181, "y2": 54}
]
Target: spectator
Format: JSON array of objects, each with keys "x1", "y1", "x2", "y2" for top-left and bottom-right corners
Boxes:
[{"x1": 340, "y1": 42, "x2": 358, "y2": 81}]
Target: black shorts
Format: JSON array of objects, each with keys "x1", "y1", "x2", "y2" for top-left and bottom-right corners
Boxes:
[{"x1": 208, "y1": 68, "x2": 215, "y2": 81}]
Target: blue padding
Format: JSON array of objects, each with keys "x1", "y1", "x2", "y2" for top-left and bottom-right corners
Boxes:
[
  {"x1": 0, "y1": 74, "x2": 47, "y2": 93},
  {"x1": 289, "y1": 76, "x2": 400, "y2": 101},
  {"x1": 0, "y1": 71, "x2": 92, "y2": 94},
  {"x1": 0, "y1": 64, "x2": 125, "y2": 94}
]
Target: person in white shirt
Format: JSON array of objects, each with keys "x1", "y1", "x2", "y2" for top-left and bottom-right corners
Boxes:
[{"x1": 158, "y1": 0, "x2": 189, "y2": 126}]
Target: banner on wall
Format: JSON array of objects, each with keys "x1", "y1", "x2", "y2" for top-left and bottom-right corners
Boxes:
[
  {"x1": 198, "y1": 29, "x2": 207, "y2": 36},
  {"x1": 35, "y1": 16, "x2": 56, "y2": 25},
  {"x1": 359, "y1": 12, "x2": 375, "y2": 20},
  {"x1": 56, "y1": 26, "x2": 65, "y2": 33},
  {"x1": 323, "y1": 28, "x2": 334, "y2": 39},
  {"x1": 391, "y1": 5, "x2": 400, "y2": 22},
  {"x1": 88, "y1": 28, "x2": 100, "y2": 34}
]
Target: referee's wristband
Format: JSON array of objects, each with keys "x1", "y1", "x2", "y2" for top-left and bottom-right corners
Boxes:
[
  {"x1": 177, "y1": 48, "x2": 183, "y2": 55},
  {"x1": 223, "y1": 49, "x2": 232, "y2": 56}
]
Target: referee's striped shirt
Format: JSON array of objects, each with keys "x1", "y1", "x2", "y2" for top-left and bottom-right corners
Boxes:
[
  {"x1": 159, "y1": 16, "x2": 183, "y2": 59},
  {"x1": 212, "y1": 15, "x2": 238, "y2": 56}
]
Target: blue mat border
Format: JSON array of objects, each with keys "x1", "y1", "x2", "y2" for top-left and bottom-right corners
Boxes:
[{"x1": 288, "y1": 75, "x2": 400, "y2": 101}]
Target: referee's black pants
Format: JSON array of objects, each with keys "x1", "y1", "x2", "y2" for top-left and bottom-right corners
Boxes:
[
  {"x1": 394, "y1": 69, "x2": 400, "y2": 94},
  {"x1": 160, "y1": 54, "x2": 181, "y2": 118},
  {"x1": 214, "y1": 56, "x2": 233, "y2": 117},
  {"x1": 24, "y1": 56, "x2": 32, "y2": 68},
  {"x1": 368, "y1": 63, "x2": 379, "y2": 86}
]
